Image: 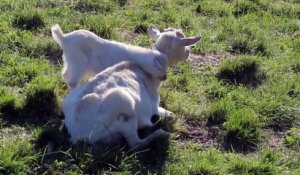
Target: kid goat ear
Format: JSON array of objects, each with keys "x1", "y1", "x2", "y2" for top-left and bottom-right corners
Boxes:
[
  {"x1": 148, "y1": 25, "x2": 161, "y2": 41},
  {"x1": 178, "y1": 36, "x2": 201, "y2": 46}
]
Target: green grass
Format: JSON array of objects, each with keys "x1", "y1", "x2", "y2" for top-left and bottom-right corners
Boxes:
[
  {"x1": 285, "y1": 127, "x2": 300, "y2": 149},
  {"x1": 0, "y1": 86, "x2": 20, "y2": 116},
  {"x1": 21, "y1": 76, "x2": 61, "y2": 120},
  {"x1": 206, "y1": 97, "x2": 234, "y2": 126},
  {"x1": 217, "y1": 56, "x2": 266, "y2": 87},
  {"x1": 12, "y1": 10, "x2": 45, "y2": 30},
  {"x1": 224, "y1": 108, "x2": 261, "y2": 150},
  {"x1": 0, "y1": 0, "x2": 300, "y2": 174},
  {"x1": 0, "y1": 138, "x2": 36, "y2": 174}
]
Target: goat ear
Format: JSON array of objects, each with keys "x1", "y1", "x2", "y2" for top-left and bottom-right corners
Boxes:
[
  {"x1": 148, "y1": 26, "x2": 160, "y2": 41},
  {"x1": 178, "y1": 36, "x2": 201, "y2": 46},
  {"x1": 175, "y1": 30, "x2": 185, "y2": 38}
]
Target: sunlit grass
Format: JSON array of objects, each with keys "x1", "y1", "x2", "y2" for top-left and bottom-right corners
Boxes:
[{"x1": 0, "y1": 0, "x2": 299, "y2": 174}]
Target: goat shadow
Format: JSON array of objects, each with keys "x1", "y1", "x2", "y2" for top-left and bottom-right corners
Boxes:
[
  {"x1": 1, "y1": 109, "x2": 171, "y2": 174},
  {"x1": 0, "y1": 81, "x2": 172, "y2": 174},
  {"x1": 35, "y1": 115, "x2": 171, "y2": 174}
]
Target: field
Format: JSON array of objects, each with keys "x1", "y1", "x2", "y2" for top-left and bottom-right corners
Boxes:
[{"x1": 0, "y1": 0, "x2": 300, "y2": 174}]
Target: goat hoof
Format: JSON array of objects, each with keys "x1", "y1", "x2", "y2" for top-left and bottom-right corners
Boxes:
[{"x1": 164, "y1": 111, "x2": 175, "y2": 119}]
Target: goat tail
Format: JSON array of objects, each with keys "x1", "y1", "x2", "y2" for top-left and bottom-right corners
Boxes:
[{"x1": 51, "y1": 24, "x2": 64, "y2": 47}]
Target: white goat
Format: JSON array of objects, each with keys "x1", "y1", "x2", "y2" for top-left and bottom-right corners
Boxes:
[
  {"x1": 51, "y1": 24, "x2": 200, "y2": 89},
  {"x1": 63, "y1": 58, "x2": 168, "y2": 147}
]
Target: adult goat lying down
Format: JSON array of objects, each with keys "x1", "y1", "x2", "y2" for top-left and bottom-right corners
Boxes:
[
  {"x1": 51, "y1": 24, "x2": 201, "y2": 89},
  {"x1": 63, "y1": 57, "x2": 168, "y2": 147}
]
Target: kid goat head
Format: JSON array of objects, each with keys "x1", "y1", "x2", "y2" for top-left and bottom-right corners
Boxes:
[{"x1": 148, "y1": 26, "x2": 201, "y2": 65}]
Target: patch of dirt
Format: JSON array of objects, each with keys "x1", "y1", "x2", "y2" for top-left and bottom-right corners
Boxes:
[
  {"x1": 0, "y1": 125, "x2": 30, "y2": 141},
  {"x1": 187, "y1": 53, "x2": 231, "y2": 69},
  {"x1": 263, "y1": 129, "x2": 285, "y2": 148},
  {"x1": 177, "y1": 118, "x2": 220, "y2": 148},
  {"x1": 120, "y1": 30, "x2": 140, "y2": 43}
]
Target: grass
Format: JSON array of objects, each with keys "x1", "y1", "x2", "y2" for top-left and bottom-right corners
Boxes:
[
  {"x1": 0, "y1": 139, "x2": 36, "y2": 174},
  {"x1": 0, "y1": 0, "x2": 300, "y2": 174},
  {"x1": 224, "y1": 108, "x2": 261, "y2": 151},
  {"x1": 21, "y1": 76, "x2": 61, "y2": 120},
  {"x1": 285, "y1": 127, "x2": 300, "y2": 149},
  {"x1": 217, "y1": 56, "x2": 265, "y2": 87},
  {"x1": 12, "y1": 10, "x2": 45, "y2": 30},
  {"x1": 206, "y1": 98, "x2": 233, "y2": 126},
  {"x1": 0, "y1": 87, "x2": 20, "y2": 116}
]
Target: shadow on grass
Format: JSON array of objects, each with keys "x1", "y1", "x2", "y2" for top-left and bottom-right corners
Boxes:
[
  {"x1": 1, "y1": 109, "x2": 171, "y2": 174},
  {"x1": 0, "y1": 75, "x2": 64, "y2": 126},
  {"x1": 222, "y1": 134, "x2": 258, "y2": 153},
  {"x1": 33, "y1": 119, "x2": 170, "y2": 174},
  {"x1": 0, "y1": 100, "x2": 62, "y2": 129},
  {"x1": 12, "y1": 11, "x2": 44, "y2": 30},
  {"x1": 1, "y1": 78, "x2": 171, "y2": 174},
  {"x1": 1, "y1": 110, "x2": 171, "y2": 174},
  {"x1": 217, "y1": 57, "x2": 266, "y2": 88}
]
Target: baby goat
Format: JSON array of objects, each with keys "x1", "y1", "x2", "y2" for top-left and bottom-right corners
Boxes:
[
  {"x1": 63, "y1": 56, "x2": 168, "y2": 147},
  {"x1": 51, "y1": 24, "x2": 200, "y2": 89}
]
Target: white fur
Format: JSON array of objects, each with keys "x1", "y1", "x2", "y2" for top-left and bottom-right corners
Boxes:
[
  {"x1": 51, "y1": 24, "x2": 201, "y2": 89},
  {"x1": 148, "y1": 26, "x2": 201, "y2": 65},
  {"x1": 63, "y1": 60, "x2": 169, "y2": 147}
]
